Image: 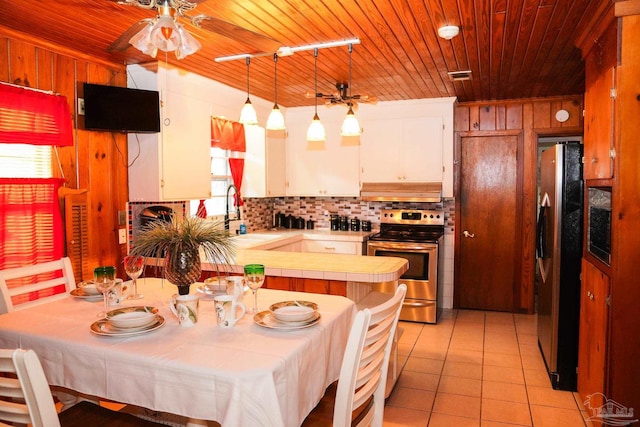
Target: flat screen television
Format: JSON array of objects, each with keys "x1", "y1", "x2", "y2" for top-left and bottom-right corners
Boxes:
[{"x1": 82, "y1": 83, "x2": 160, "y2": 133}]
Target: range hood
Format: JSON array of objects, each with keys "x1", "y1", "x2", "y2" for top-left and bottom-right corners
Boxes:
[{"x1": 360, "y1": 182, "x2": 442, "y2": 202}]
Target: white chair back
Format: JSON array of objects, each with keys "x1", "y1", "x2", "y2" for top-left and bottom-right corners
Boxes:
[
  {"x1": 0, "y1": 257, "x2": 75, "y2": 314},
  {"x1": 333, "y1": 283, "x2": 407, "y2": 427},
  {"x1": 0, "y1": 348, "x2": 61, "y2": 427}
]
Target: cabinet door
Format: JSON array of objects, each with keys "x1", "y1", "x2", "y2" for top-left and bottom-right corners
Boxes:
[
  {"x1": 360, "y1": 118, "x2": 403, "y2": 182},
  {"x1": 243, "y1": 125, "x2": 266, "y2": 198},
  {"x1": 584, "y1": 65, "x2": 615, "y2": 180},
  {"x1": 578, "y1": 259, "x2": 609, "y2": 408},
  {"x1": 266, "y1": 132, "x2": 287, "y2": 196},
  {"x1": 161, "y1": 91, "x2": 211, "y2": 200},
  {"x1": 403, "y1": 116, "x2": 443, "y2": 181}
]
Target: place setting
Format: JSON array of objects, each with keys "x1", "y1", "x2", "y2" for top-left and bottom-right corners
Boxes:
[
  {"x1": 254, "y1": 300, "x2": 321, "y2": 330},
  {"x1": 90, "y1": 306, "x2": 164, "y2": 337}
]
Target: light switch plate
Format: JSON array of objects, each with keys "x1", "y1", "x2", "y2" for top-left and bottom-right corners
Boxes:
[{"x1": 118, "y1": 228, "x2": 127, "y2": 245}]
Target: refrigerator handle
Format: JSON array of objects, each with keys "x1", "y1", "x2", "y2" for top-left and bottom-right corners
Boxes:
[{"x1": 536, "y1": 205, "x2": 548, "y2": 259}]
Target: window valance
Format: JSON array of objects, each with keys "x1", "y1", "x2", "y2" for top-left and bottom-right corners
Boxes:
[
  {"x1": 211, "y1": 117, "x2": 246, "y2": 152},
  {"x1": 0, "y1": 83, "x2": 73, "y2": 147}
]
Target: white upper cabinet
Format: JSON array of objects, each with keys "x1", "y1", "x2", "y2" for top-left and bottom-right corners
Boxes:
[
  {"x1": 243, "y1": 126, "x2": 287, "y2": 198},
  {"x1": 358, "y1": 97, "x2": 456, "y2": 197},
  {"x1": 285, "y1": 108, "x2": 360, "y2": 197}
]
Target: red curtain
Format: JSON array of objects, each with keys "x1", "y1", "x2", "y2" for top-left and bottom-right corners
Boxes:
[
  {"x1": 0, "y1": 83, "x2": 73, "y2": 146},
  {"x1": 211, "y1": 117, "x2": 246, "y2": 152},
  {"x1": 0, "y1": 178, "x2": 65, "y2": 269},
  {"x1": 228, "y1": 158, "x2": 245, "y2": 207}
]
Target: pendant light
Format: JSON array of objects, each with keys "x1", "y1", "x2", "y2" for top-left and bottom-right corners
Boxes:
[
  {"x1": 266, "y1": 54, "x2": 286, "y2": 131},
  {"x1": 239, "y1": 56, "x2": 258, "y2": 125},
  {"x1": 341, "y1": 43, "x2": 361, "y2": 136},
  {"x1": 306, "y1": 48, "x2": 326, "y2": 142}
]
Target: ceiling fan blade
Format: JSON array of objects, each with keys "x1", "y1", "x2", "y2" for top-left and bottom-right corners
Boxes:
[
  {"x1": 190, "y1": 14, "x2": 282, "y2": 52},
  {"x1": 107, "y1": 18, "x2": 154, "y2": 52}
]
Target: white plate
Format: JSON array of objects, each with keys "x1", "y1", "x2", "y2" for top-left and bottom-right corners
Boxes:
[
  {"x1": 106, "y1": 306, "x2": 158, "y2": 329},
  {"x1": 70, "y1": 288, "x2": 103, "y2": 301},
  {"x1": 253, "y1": 310, "x2": 321, "y2": 330},
  {"x1": 90, "y1": 316, "x2": 165, "y2": 337},
  {"x1": 196, "y1": 284, "x2": 226, "y2": 300}
]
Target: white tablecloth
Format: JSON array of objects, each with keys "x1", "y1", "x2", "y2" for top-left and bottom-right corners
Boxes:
[{"x1": 0, "y1": 278, "x2": 356, "y2": 427}]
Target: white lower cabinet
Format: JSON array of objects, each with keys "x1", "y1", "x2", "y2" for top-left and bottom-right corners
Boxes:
[{"x1": 301, "y1": 240, "x2": 362, "y2": 255}]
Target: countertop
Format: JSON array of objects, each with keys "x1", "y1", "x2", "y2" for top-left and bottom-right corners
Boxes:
[{"x1": 201, "y1": 228, "x2": 408, "y2": 284}]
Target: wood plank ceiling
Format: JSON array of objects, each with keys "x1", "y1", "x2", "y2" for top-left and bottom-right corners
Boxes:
[{"x1": 0, "y1": 0, "x2": 606, "y2": 107}]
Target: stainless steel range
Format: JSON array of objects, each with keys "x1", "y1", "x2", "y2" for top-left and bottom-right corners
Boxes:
[{"x1": 367, "y1": 209, "x2": 444, "y2": 324}]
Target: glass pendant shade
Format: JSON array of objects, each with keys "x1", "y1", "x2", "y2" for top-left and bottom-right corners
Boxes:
[
  {"x1": 266, "y1": 105, "x2": 286, "y2": 130},
  {"x1": 129, "y1": 22, "x2": 158, "y2": 58},
  {"x1": 175, "y1": 24, "x2": 201, "y2": 59},
  {"x1": 150, "y1": 15, "x2": 180, "y2": 52},
  {"x1": 341, "y1": 106, "x2": 361, "y2": 136},
  {"x1": 306, "y1": 113, "x2": 326, "y2": 141},
  {"x1": 239, "y1": 98, "x2": 258, "y2": 125}
]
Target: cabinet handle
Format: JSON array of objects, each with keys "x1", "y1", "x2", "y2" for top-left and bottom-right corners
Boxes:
[
  {"x1": 587, "y1": 291, "x2": 595, "y2": 301},
  {"x1": 324, "y1": 246, "x2": 336, "y2": 251}
]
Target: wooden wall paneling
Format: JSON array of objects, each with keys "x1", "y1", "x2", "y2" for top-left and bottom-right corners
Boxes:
[
  {"x1": 53, "y1": 54, "x2": 78, "y2": 187},
  {"x1": 479, "y1": 105, "x2": 496, "y2": 130},
  {"x1": 520, "y1": 102, "x2": 537, "y2": 313},
  {"x1": 506, "y1": 103, "x2": 523, "y2": 129},
  {"x1": 35, "y1": 47, "x2": 53, "y2": 91},
  {"x1": 496, "y1": 105, "x2": 506, "y2": 130},
  {"x1": 560, "y1": 98, "x2": 582, "y2": 128},
  {"x1": 532, "y1": 101, "x2": 552, "y2": 129},
  {"x1": 454, "y1": 106, "x2": 470, "y2": 132},
  {"x1": 469, "y1": 105, "x2": 480, "y2": 130},
  {"x1": 0, "y1": 38, "x2": 8, "y2": 82},
  {"x1": 7, "y1": 38, "x2": 36, "y2": 87}
]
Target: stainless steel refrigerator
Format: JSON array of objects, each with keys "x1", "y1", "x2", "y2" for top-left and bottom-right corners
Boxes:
[{"x1": 536, "y1": 141, "x2": 583, "y2": 391}]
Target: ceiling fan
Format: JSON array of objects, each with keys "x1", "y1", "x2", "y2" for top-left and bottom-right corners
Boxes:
[
  {"x1": 306, "y1": 83, "x2": 378, "y2": 108},
  {"x1": 107, "y1": 0, "x2": 282, "y2": 55}
]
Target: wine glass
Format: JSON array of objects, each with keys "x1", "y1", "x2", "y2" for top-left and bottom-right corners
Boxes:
[
  {"x1": 244, "y1": 264, "x2": 265, "y2": 314},
  {"x1": 124, "y1": 255, "x2": 145, "y2": 300},
  {"x1": 94, "y1": 266, "x2": 116, "y2": 317}
]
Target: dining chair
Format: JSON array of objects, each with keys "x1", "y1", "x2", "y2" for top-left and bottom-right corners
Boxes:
[
  {"x1": 0, "y1": 348, "x2": 166, "y2": 427},
  {"x1": 0, "y1": 257, "x2": 76, "y2": 314},
  {"x1": 303, "y1": 283, "x2": 407, "y2": 427}
]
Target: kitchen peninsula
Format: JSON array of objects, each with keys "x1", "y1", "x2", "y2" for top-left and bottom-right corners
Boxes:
[{"x1": 201, "y1": 230, "x2": 409, "y2": 303}]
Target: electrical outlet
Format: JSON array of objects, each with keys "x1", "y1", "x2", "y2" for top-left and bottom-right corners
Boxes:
[
  {"x1": 118, "y1": 228, "x2": 127, "y2": 245},
  {"x1": 78, "y1": 98, "x2": 85, "y2": 115}
]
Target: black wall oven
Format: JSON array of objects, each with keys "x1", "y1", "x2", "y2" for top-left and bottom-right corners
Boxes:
[{"x1": 367, "y1": 209, "x2": 444, "y2": 323}]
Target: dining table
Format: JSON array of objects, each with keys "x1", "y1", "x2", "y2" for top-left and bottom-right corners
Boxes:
[{"x1": 0, "y1": 277, "x2": 357, "y2": 427}]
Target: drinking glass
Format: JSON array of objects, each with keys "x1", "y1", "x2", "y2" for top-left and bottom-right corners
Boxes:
[
  {"x1": 124, "y1": 255, "x2": 145, "y2": 299},
  {"x1": 244, "y1": 264, "x2": 265, "y2": 314},
  {"x1": 94, "y1": 266, "x2": 117, "y2": 318}
]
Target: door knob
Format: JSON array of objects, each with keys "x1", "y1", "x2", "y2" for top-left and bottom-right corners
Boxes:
[{"x1": 463, "y1": 230, "x2": 475, "y2": 238}]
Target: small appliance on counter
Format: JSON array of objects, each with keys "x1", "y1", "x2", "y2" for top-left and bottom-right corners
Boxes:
[{"x1": 139, "y1": 205, "x2": 173, "y2": 228}]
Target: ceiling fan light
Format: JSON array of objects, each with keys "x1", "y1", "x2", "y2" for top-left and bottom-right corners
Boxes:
[
  {"x1": 307, "y1": 113, "x2": 326, "y2": 142},
  {"x1": 129, "y1": 21, "x2": 158, "y2": 57},
  {"x1": 150, "y1": 15, "x2": 180, "y2": 52},
  {"x1": 266, "y1": 105, "x2": 286, "y2": 130},
  {"x1": 341, "y1": 107, "x2": 361, "y2": 136},
  {"x1": 175, "y1": 23, "x2": 201, "y2": 59},
  {"x1": 239, "y1": 98, "x2": 258, "y2": 125}
]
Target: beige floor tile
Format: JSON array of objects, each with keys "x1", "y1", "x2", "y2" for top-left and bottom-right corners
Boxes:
[
  {"x1": 386, "y1": 386, "x2": 435, "y2": 412},
  {"x1": 442, "y1": 361, "x2": 483, "y2": 380},
  {"x1": 405, "y1": 356, "x2": 445, "y2": 375},
  {"x1": 530, "y1": 404, "x2": 587, "y2": 427},
  {"x1": 432, "y1": 392, "x2": 481, "y2": 419},
  {"x1": 482, "y1": 380, "x2": 528, "y2": 403},
  {"x1": 446, "y1": 348, "x2": 483, "y2": 365},
  {"x1": 382, "y1": 406, "x2": 431, "y2": 427},
  {"x1": 481, "y1": 421, "x2": 530, "y2": 427},
  {"x1": 481, "y1": 398, "x2": 532, "y2": 426},
  {"x1": 437, "y1": 375, "x2": 482, "y2": 397},
  {"x1": 527, "y1": 386, "x2": 580, "y2": 409},
  {"x1": 518, "y1": 343, "x2": 541, "y2": 356},
  {"x1": 428, "y1": 412, "x2": 480, "y2": 427},
  {"x1": 523, "y1": 369, "x2": 552, "y2": 388},
  {"x1": 485, "y1": 311, "x2": 515, "y2": 323},
  {"x1": 483, "y1": 352, "x2": 522, "y2": 369},
  {"x1": 450, "y1": 339, "x2": 484, "y2": 352},
  {"x1": 397, "y1": 370, "x2": 441, "y2": 391},
  {"x1": 482, "y1": 365, "x2": 525, "y2": 385},
  {"x1": 520, "y1": 353, "x2": 547, "y2": 371},
  {"x1": 411, "y1": 346, "x2": 448, "y2": 360},
  {"x1": 517, "y1": 334, "x2": 539, "y2": 346}
]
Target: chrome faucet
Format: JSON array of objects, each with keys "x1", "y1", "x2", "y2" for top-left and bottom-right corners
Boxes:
[{"x1": 225, "y1": 184, "x2": 240, "y2": 230}]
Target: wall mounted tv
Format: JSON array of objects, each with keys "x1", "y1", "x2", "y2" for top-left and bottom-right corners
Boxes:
[{"x1": 82, "y1": 83, "x2": 160, "y2": 133}]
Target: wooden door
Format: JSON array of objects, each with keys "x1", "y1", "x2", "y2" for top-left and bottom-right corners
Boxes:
[
  {"x1": 578, "y1": 259, "x2": 609, "y2": 409},
  {"x1": 457, "y1": 134, "x2": 521, "y2": 311}
]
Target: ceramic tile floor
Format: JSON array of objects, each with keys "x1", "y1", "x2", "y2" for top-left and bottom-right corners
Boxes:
[{"x1": 383, "y1": 309, "x2": 593, "y2": 427}]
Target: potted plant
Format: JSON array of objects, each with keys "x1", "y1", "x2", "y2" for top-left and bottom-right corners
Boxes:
[{"x1": 129, "y1": 215, "x2": 236, "y2": 295}]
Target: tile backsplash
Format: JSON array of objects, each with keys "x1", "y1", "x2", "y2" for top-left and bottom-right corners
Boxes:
[{"x1": 242, "y1": 196, "x2": 456, "y2": 234}]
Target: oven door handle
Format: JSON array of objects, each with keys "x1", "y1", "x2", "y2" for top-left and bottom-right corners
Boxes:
[{"x1": 368, "y1": 241, "x2": 438, "y2": 252}]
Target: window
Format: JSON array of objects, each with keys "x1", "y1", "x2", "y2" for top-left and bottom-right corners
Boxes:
[
  {"x1": 189, "y1": 147, "x2": 236, "y2": 217},
  {"x1": 0, "y1": 143, "x2": 52, "y2": 178}
]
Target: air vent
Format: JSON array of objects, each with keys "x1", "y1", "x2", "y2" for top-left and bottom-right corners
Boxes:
[{"x1": 448, "y1": 70, "x2": 472, "y2": 81}]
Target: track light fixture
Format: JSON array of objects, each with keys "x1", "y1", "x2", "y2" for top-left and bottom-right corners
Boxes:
[
  {"x1": 266, "y1": 54, "x2": 286, "y2": 131},
  {"x1": 340, "y1": 43, "x2": 361, "y2": 137},
  {"x1": 306, "y1": 48, "x2": 326, "y2": 142},
  {"x1": 239, "y1": 56, "x2": 258, "y2": 125}
]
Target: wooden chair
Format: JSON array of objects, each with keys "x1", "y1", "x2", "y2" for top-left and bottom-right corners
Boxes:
[
  {"x1": 0, "y1": 257, "x2": 76, "y2": 314},
  {"x1": 0, "y1": 348, "x2": 165, "y2": 427},
  {"x1": 304, "y1": 284, "x2": 407, "y2": 427}
]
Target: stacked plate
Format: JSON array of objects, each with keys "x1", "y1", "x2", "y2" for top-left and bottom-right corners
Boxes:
[
  {"x1": 90, "y1": 306, "x2": 164, "y2": 337},
  {"x1": 254, "y1": 301, "x2": 320, "y2": 330},
  {"x1": 70, "y1": 281, "x2": 103, "y2": 301}
]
